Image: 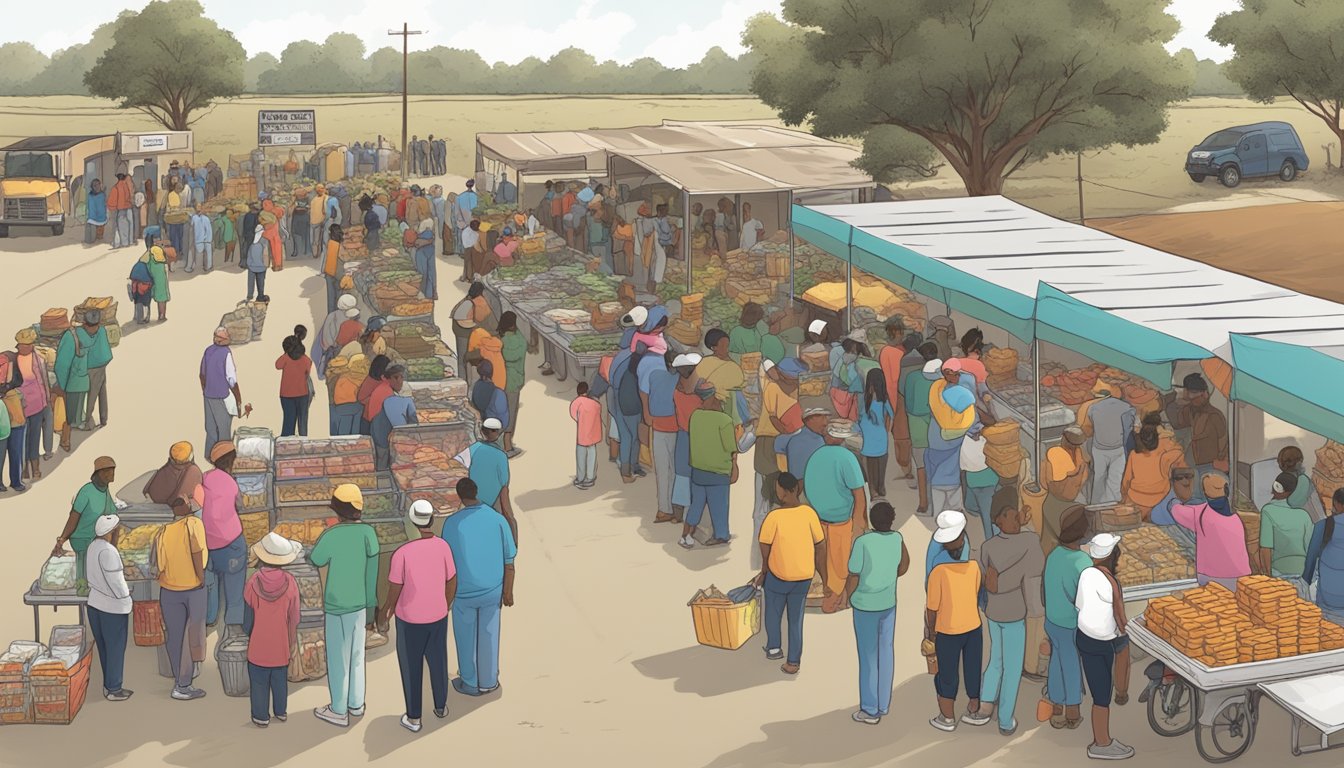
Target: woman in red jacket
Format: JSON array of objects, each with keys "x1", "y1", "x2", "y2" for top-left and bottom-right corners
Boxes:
[{"x1": 244, "y1": 533, "x2": 301, "y2": 728}]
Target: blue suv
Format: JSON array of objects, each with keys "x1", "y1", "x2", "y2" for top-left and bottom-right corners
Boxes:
[{"x1": 1185, "y1": 121, "x2": 1309, "y2": 188}]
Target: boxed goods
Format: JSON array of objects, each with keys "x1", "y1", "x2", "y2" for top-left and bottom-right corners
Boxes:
[
  {"x1": 1116, "y1": 524, "x2": 1194, "y2": 588},
  {"x1": 40, "y1": 308, "x2": 69, "y2": 333},
  {"x1": 402, "y1": 488, "x2": 461, "y2": 514},
  {"x1": 272, "y1": 519, "x2": 333, "y2": 548},
  {"x1": 237, "y1": 473, "x2": 271, "y2": 512},
  {"x1": 240, "y1": 511, "x2": 269, "y2": 547},
  {"x1": 275, "y1": 435, "x2": 374, "y2": 457},
  {"x1": 233, "y1": 427, "x2": 274, "y2": 473},
  {"x1": 288, "y1": 626, "x2": 326, "y2": 683},
  {"x1": 289, "y1": 564, "x2": 324, "y2": 613},
  {"x1": 0, "y1": 641, "x2": 44, "y2": 725},
  {"x1": 689, "y1": 585, "x2": 761, "y2": 651},
  {"x1": 275, "y1": 475, "x2": 384, "y2": 504},
  {"x1": 389, "y1": 423, "x2": 475, "y2": 495},
  {"x1": 29, "y1": 626, "x2": 90, "y2": 725}
]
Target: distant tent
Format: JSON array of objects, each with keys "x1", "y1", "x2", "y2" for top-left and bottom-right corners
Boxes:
[{"x1": 312, "y1": 144, "x2": 349, "y2": 182}]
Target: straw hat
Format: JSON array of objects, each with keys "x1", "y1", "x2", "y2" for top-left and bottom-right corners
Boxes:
[
  {"x1": 252, "y1": 532, "x2": 302, "y2": 567},
  {"x1": 14, "y1": 328, "x2": 37, "y2": 345}
]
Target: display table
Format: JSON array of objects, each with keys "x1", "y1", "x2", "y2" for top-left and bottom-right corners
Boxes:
[{"x1": 22, "y1": 582, "x2": 87, "y2": 643}]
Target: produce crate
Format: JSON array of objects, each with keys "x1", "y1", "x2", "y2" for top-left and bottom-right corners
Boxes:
[
  {"x1": 273, "y1": 473, "x2": 392, "y2": 505},
  {"x1": 236, "y1": 473, "x2": 272, "y2": 512},
  {"x1": 689, "y1": 587, "x2": 761, "y2": 651},
  {"x1": 274, "y1": 435, "x2": 374, "y2": 459},
  {"x1": 28, "y1": 626, "x2": 90, "y2": 725},
  {"x1": 275, "y1": 436, "x2": 376, "y2": 479},
  {"x1": 239, "y1": 511, "x2": 270, "y2": 548},
  {"x1": 406, "y1": 380, "x2": 471, "y2": 424},
  {"x1": 275, "y1": 488, "x2": 397, "y2": 519},
  {"x1": 233, "y1": 426, "x2": 274, "y2": 473},
  {"x1": 0, "y1": 678, "x2": 30, "y2": 724}
]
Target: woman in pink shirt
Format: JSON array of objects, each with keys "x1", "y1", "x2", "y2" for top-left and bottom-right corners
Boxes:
[
  {"x1": 570, "y1": 382, "x2": 602, "y2": 489},
  {"x1": 1165, "y1": 472, "x2": 1251, "y2": 591},
  {"x1": 958, "y1": 328, "x2": 989, "y2": 388},
  {"x1": 194, "y1": 440, "x2": 247, "y2": 629},
  {"x1": 379, "y1": 500, "x2": 457, "y2": 733}
]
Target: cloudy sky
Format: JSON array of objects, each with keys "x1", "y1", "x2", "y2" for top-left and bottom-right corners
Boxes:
[{"x1": 5, "y1": 0, "x2": 1238, "y2": 68}]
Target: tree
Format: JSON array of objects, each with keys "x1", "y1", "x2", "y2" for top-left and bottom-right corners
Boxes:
[
  {"x1": 84, "y1": 0, "x2": 244, "y2": 130},
  {"x1": 0, "y1": 43, "x2": 49, "y2": 96},
  {"x1": 244, "y1": 53, "x2": 278, "y2": 93},
  {"x1": 744, "y1": 0, "x2": 1191, "y2": 193},
  {"x1": 1211, "y1": 0, "x2": 1344, "y2": 152},
  {"x1": 27, "y1": 15, "x2": 126, "y2": 95}
]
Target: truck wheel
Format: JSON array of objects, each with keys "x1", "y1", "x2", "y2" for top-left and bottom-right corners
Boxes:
[
  {"x1": 1219, "y1": 165, "x2": 1241, "y2": 188},
  {"x1": 1188, "y1": 173, "x2": 1206, "y2": 183},
  {"x1": 51, "y1": 224, "x2": 64, "y2": 237},
  {"x1": 1279, "y1": 161, "x2": 1298, "y2": 182}
]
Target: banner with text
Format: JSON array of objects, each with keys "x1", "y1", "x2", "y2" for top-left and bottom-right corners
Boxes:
[{"x1": 257, "y1": 110, "x2": 317, "y2": 148}]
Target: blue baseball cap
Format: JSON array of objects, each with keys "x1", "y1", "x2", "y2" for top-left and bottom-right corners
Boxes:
[{"x1": 775, "y1": 358, "x2": 807, "y2": 379}]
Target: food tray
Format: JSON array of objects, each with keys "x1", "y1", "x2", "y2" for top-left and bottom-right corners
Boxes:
[
  {"x1": 274, "y1": 488, "x2": 399, "y2": 520},
  {"x1": 275, "y1": 453, "x2": 378, "y2": 480},
  {"x1": 233, "y1": 426, "x2": 274, "y2": 473},
  {"x1": 1130, "y1": 615, "x2": 1344, "y2": 691},
  {"x1": 389, "y1": 422, "x2": 476, "y2": 484},
  {"x1": 273, "y1": 435, "x2": 375, "y2": 459},
  {"x1": 273, "y1": 473, "x2": 392, "y2": 504},
  {"x1": 371, "y1": 521, "x2": 409, "y2": 549},
  {"x1": 400, "y1": 488, "x2": 463, "y2": 515},
  {"x1": 236, "y1": 473, "x2": 272, "y2": 512}
]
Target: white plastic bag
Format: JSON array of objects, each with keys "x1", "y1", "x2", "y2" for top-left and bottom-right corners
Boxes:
[
  {"x1": 38, "y1": 555, "x2": 77, "y2": 592},
  {"x1": 960, "y1": 435, "x2": 989, "y2": 472}
]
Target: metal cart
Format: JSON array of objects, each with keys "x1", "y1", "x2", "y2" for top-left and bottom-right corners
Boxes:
[{"x1": 1131, "y1": 614, "x2": 1344, "y2": 762}]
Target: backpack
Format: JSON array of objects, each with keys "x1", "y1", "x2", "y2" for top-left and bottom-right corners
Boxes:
[{"x1": 618, "y1": 354, "x2": 643, "y2": 416}]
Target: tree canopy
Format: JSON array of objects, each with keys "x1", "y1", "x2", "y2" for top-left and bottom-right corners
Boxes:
[
  {"x1": 1211, "y1": 0, "x2": 1344, "y2": 148},
  {"x1": 745, "y1": 0, "x2": 1192, "y2": 195},
  {"x1": 84, "y1": 0, "x2": 246, "y2": 130}
]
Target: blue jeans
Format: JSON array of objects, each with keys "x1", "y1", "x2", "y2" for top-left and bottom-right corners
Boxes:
[
  {"x1": 248, "y1": 663, "x2": 288, "y2": 721},
  {"x1": 280, "y1": 395, "x2": 310, "y2": 437},
  {"x1": 964, "y1": 483, "x2": 998, "y2": 540},
  {"x1": 88, "y1": 606, "x2": 128, "y2": 692},
  {"x1": 396, "y1": 616, "x2": 449, "y2": 719},
  {"x1": 332, "y1": 403, "x2": 362, "y2": 436},
  {"x1": 688, "y1": 469, "x2": 731, "y2": 540},
  {"x1": 614, "y1": 408, "x2": 641, "y2": 474},
  {"x1": 325, "y1": 610, "x2": 367, "y2": 715},
  {"x1": 451, "y1": 586, "x2": 503, "y2": 693},
  {"x1": 764, "y1": 573, "x2": 809, "y2": 665},
  {"x1": 325, "y1": 274, "x2": 339, "y2": 315},
  {"x1": 1046, "y1": 619, "x2": 1084, "y2": 706},
  {"x1": 1077, "y1": 631, "x2": 1128, "y2": 708},
  {"x1": 415, "y1": 248, "x2": 437, "y2": 299},
  {"x1": 2, "y1": 424, "x2": 25, "y2": 487},
  {"x1": 982, "y1": 619, "x2": 1026, "y2": 729},
  {"x1": 853, "y1": 607, "x2": 896, "y2": 717},
  {"x1": 205, "y1": 535, "x2": 247, "y2": 626}
]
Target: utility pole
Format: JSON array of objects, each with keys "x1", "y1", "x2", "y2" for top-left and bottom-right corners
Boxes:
[
  {"x1": 1076, "y1": 153, "x2": 1085, "y2": 225},
  {"x1": 388, "y1": 23, "x2": 425, "y2": 181}
]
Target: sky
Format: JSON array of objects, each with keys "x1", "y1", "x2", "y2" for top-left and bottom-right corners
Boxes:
[{"x1": 5, "y1": 0, "x2": 1238, "y2": 68}]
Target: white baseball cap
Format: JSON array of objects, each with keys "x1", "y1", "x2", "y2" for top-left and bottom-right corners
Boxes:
[
  {"x1": 408, "y1": 499, "x2": 435, "y2": 527},
  {"x1": 672, "y1": 352, "x2": 702, "y2": 368},
  {"x1": 933, "y1": 510, "x2": 967, "y2": 543},
  {"x1": 94, "y1": 515, "x2": 120, "y2": 537},
  {"x1": 481, "y1": 417, "x2": 503, "y2": 431},
  {"x1": 1084, "y1": 532, "x2": 1122, "y2": 559},
  {"x1": 761, "y1": 359, "x2": 775, "y2": 374},
  {"x1": 622, "y1": 306, "x2": 649, "y2": 328},
  {"x1": 923, "y1": 359, "x2": 944, "y2": 376},
  {"x1": 808, "y1": 319, "x2": 828, "y2": 336}
]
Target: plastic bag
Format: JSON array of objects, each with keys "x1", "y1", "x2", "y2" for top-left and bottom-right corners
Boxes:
[{"x1": 38, "y1": 555, "x2": 77, "y2": 592}]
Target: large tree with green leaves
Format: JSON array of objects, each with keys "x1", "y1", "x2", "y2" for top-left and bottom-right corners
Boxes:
[
  {"x1": 1210, "y1": 0, "x2": 1344, "y2": 154},
  {"x1": 84, "y1": 0, "x2": 245, "y2": 130},
  {"x1": 745, "y1": 0, "x2": 1191, "y2": 194}
]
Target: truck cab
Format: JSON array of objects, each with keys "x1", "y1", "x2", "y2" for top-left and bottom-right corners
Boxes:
[{"x1": 0, "y1": 135, "x2": 116, "y2": 238}]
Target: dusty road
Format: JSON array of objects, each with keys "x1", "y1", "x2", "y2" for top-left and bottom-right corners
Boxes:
[{"x1": 0, "y1": 224, "x2": 1336, "y2": 768}]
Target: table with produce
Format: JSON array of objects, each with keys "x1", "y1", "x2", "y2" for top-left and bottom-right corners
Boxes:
[
  {"x1": 272, "y1": 436, "x2": 392, "y2": 505},
  {"x1": 388, "y1": 423, "x2": 476, "y2": 515}
]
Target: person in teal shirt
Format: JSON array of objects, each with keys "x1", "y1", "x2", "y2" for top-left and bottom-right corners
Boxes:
[
  {"x1": 899, "y1": 342, "x2": 939, "y2": 515},
  {"x1": 1042, "y1": 506, "x2": 1091, "y2": 729},
  {"x1": 441, "y1": 478, "x2": 517, "y2": 696},
  {"x1": 51, "y1": 455, "x2": 118, "y2": 593},
  {"x1": 71, "y1": 312, "x2": 113, "y2": 431},
  {"x1": 727, "y1": 303, "x2": 765, "y2": 364},
  {"x1": 845, "y1": 501, "x2": 909, "y2": 724},
  {"x1": 1277, "y1": 446, "x2": 1316, "y2": 512},
  {"x1": 498, "y1": 312, "x2": 527, "y2": 457},
  {"x1": 803, "y1": 428, "x2": 867, "y2": 611},
  {"x1": 308, "y1": 484, "x2": 379, "y2": 728},
  {"x1": 1260, "y1": 472, "x2": 1314, "y2": 596},
  {"x1": 54, "y1": 323, "x2": 93, "y2": 436},
  {"x1": 457, "y1": 421, "x2": 518, "y2": 546}
]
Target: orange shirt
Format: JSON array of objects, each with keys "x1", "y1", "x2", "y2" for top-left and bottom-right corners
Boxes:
[
  {"x1": 332, "y1": 374, "x2": 361, "y2": 406},
  {"x1": 570, "y1": 396, "x2": 603, "y2": 446},
  {"x1": 469, "y1": 328, "x2": 506, "y2": 388},
  {"x1": 959, "y1": 356, "x2": 988, "y2": 387},
  {"x1": 275, "y1": 354, "x2": 312, "y2": 398},
  {"x1": 878, "y1": 345, "x2": 905, "y2": 405},
  {"x1": 323, "y1": 239, "x2": 341, "y2": 277}
]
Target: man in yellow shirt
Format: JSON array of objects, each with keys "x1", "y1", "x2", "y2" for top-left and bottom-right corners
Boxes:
[
  {"x1": 753, "y1": 473, "x2": 825, "y2": 675},
  {"x1": 696, "y1": 329, "x2": 745, "y2": 427},
  {"x1": 310, "y1": 184, "x2": 328, "y2": 259},
  {"x1": 752, "y1": 358, "x2": 806, "y2": 569},
  {"x1": 925, "y1": 514, "x2": 991, "y2": 731},
  {"x1": 157, "y1": 499, "x2": 209, "y2": 700}
]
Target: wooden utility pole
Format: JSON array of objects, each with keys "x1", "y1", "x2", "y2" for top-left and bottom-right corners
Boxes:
[
  {"x1": 388, "y1": 23, "x2": 425, "y2": 180},
  {"x1": 1076, "y1": 153, "x2": 1085, "y2": 225}
]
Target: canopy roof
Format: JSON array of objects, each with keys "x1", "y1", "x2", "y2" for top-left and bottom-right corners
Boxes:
[
  {"x1": 617, "y1": 144, "x2": 870, "y2": 196},
  {"x1": 795, "y1": 196, "x2": 1344, "y2": 386},
  {"x1": 3, "y1": 135, "x2": 111, "y2": 152},
  {"x1": 475, "y1": 121, "x2": 849, "y2": 175}
]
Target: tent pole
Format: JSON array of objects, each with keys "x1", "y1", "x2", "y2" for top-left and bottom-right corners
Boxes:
[
  {"x1": 683, "y1": 188, "x2": 692, "y2": 295},
  {"x1": 1229, "y1": 400, "x2": 1238, "y2": 501},
  {"x1": 845, "y1": 257, "x2": 853, "y2": 333},
  {"x1": 787, "y1": 202, "x2": 795, "y2": 303},
  {"x1": 1032, "y1": 338, "x2": 1042, "y2": 481}
]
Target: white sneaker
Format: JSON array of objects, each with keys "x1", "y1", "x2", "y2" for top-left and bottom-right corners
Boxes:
[
  {"x1": 678, "y1": 535, "x2": 695, "y2": 549},
  {"x1": 929, "y1": 714, "x2": 957, "y2": 732},
  {"x1": 400, "y1": 714, "x2": 422, "y2": 733},
  {"x1": 961, "y1": 709, "x2": 992, "y2": 726},
  {"x1": 314, "y1": 705, "x2": 350, "y2": 728},
  {"x1": 350, "y1": 705, "x2": 366, "y2": 717}
]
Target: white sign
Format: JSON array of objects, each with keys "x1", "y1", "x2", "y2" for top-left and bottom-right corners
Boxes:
[
  {"x1": 137, "y1": 134, "x2": 168, "y2": 152},
  {"x1": 258, "y1": 109, "x2": 316, "y2": 147}
]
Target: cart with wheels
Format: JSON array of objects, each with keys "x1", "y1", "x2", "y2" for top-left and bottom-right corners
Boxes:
[{"x1": 1131, "y1": 615, "x2": 1344, "y2": 762}]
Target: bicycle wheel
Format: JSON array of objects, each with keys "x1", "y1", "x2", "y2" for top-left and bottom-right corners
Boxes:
[
  {"x1": 1195, "y1": 694, "x2": 1258, "y2": 763},
  {"x1": 1147, "y1": 677, "x2": 1195, "y2": 737}
]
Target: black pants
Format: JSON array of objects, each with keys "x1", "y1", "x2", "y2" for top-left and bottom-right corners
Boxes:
[
  {"x1": 863, "y1": 454, "x2": 888, "y2": 498},
  {"x1": 248, "y1": 662, "x2": 288, "y2": 721},
  {"x1": 247, "y1": 269, "x2": 267, "y2": 300},
  {"x1": 1076, "y1": 630, "x2": 1129, "y2": 708},
  {"x1": 396, "y1": 616, "x2": 449, "y2": 720},
  {"x1": 934, "y1": 627, "x2": 983, "y2": 700}
]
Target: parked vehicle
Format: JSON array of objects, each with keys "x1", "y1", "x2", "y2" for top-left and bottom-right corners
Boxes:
[{"x1": 1185, "y1": 121, "x2": 1309, "y2": 188}]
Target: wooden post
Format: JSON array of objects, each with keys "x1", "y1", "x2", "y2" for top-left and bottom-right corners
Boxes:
[
  {"x1": 1076, "y1": 153, "x2": 1085, "y2": 225},
  {"x1": 388, "y1": 23, "x2": 425, "y2": 181}
]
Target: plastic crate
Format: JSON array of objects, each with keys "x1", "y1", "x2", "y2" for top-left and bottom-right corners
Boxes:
[
  {"x1": 29, "y1": 653, "x2": 90, "y2": 725},
  {"x1": 688, "y1": 589, "x2": 761, "y2": 651},
  {"x1": 0, "y1": 679, "x2": 31, "y2": 724}
]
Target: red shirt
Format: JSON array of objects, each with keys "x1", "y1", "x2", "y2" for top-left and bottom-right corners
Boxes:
[
  {"x1": 275, "y1": 354, "x2": 312, "y2": 398},
  {"x1": 570, "y1": 396, "x2": 603, "y2": 447},
  {"x1": 357, "y1": 376, "x2": 379, "y2": 409},
  {"x1": 365, "y1": 380, "x2": 394, "y2": 422},
  {"x1": 335, "y1": 319, "x2": 363, "y2": 348},
  {"x1": 243, "y1": 568, "x2": 299, "y2": 668},
  {"x1": 674, "y1": 388, "x2": 700, "y2": 432},
  {"x1": 878, "y1": 345, "x2": 905, "y2": 406}
]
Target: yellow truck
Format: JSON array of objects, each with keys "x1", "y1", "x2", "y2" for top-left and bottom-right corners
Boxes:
[{"x1": 0, "y1": 135, "x2": 118, "y2": 238}]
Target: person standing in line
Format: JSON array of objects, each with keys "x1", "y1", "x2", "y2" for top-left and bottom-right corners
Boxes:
[
  {"x1": 455, "y1": 419, "x2": 518, "y2": 545},
  {"x1": 695, "y1": 329, "x2": 746, "y2": 437},
  {"x1": 51, "y1": 457, "x2": 117, "y2": 592},
  {"x1": 0, "y1": 350, "x2": 25, "y2": 494},
  {"x1": 774, "y1": 408, "x2": 829, "y2": 480},
  {"x1": 1084, "y1": 381, "x2": 1136, "y2": 505},
  {"x1": 1165, "y1": 472, "x2": 1252, "y2": 591},
  {"x1": 107, "y1": 173, "x2": 134, "y2": 248},
  {"x1": 570, "y1": 382, "x2": 602, "y2": 489},
  {"x1": 846, "y1": 501, "x2": 909, "y2": 725},
  {"x1": 1075, "y1": 532, "x2": 1134, "y2": 760},
  {"x1": 310, "y1": 185, "x2": 329, "y2": 259},
  {"x1": 979, "y1": 489, "x2": 1045, "y2": 736},
  {"x1": 803, "y1": 423, "x2": 868, "y2": 613},
  {"x1": 243, "y1": 533, "x2": 300, "y2": 728},
  {"x1": 1040, "y1": 427, "x2": 1091, "y2": 554},
  {"x1": 199, "y1": 441, "x2": 247, "y2": 633},
  {"x1": 961, "y1": 424, "x2": 1001, "y2": 543},
  {"x1": 372, "y1": 365, "x2": 418, "y2": 471},
  {"x1": 440, "y1": 478, "x2": 516, "y2": 698},
  {"x1": 244, "y1": 225, "x2": 271, "y2": 303},
  {"x1": 1260, "y1": 472, "x2": 1315, "y2": 598},
  {"x1": 52, "y1": 319, "x2": 91, "y2": 453},
  {"x1": 454, "y1": 180, "x2": 478, "y2": 256},
  {"x1": 751, "y1": 357, "x2": 804, "y2": 566},
  {"x1": 85, "y1": 179, "x2": 107, "y2": 244},
  {"x1": 1303, "y1": 489, "x2": 1344, "y2": 625},
  {"x1": 74, "y1": 311, "x2": 112, "y2": 432},
  {"x1": 680, "y1": 382, "x2": 738, "y2": 549},
  {"x1": 642, "y1": 349, "x2": 681, "y2": 523},
  {"x1": 878, "y1": 321, "x2": 915, "y2": 488},
  {"x1": 428, "y1": 184, "x2": 447, "y2": 255},
  {"x1": 137, "y1": 229, "x2": 172, "y2": 323},
  {"x1": 310, "y1": 484, "x2": 379, "y2": 728},
  {"x1": 157, "y1": 484, "x2": 210, "y2": 700},
  {"x1": 86, "y1": 514, "x2": 134, "y2": 701},
  {"x1": 318, "y1": 294, "x2": 356, "y2": 380},
  {"x1": 214, "y1": 206, "x2": 237, "y2": 265},
  {"x1": 925, "y1": 516, "x2": 992, "y2": 732},
  {"x1": 189, "y1": 203, "x2": 214, "y2": 273},
  {"x1": 753, "y1": 473, "x2": 825, "y2": 675},
  {"x1": 857, "y1": 368, "x2": 895, "y2": 500},
  {"x1": 13, "y1": 329, "x2": 52, "y2": 482},
  {"x1": 413, "y1": 218, "x2": 438, "y2": 301},
  {"x1": 289, "y1": 188, "x2": 312, "y2": 261},
  {"x1": 670, "y1": 353, "x2": 703, "y2": 520},
  {"x1": 142, "y1": 441, "x2": 202, "y2": 512},
  {"x1": 1043, "y1": 506, "x2": 1091, "y2": 730},
  {"x1": 276, "y1": 330, "x2": 314, "y2": 438},
  {"x1": 900, "y1": 341, "x2": 940, "y2": 514},
  {"x1": 199, "y1": 327, "x2": 242, "y2": 456},
  {"x1": 499, "y1": 312, "x2": 527, "y2": 457},
  {"x1": 379, "y1": 500, "x2": 457, "y2": 733}
]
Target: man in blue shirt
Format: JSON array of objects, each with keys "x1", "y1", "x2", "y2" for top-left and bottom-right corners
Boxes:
[
  {"x1": 456, "y1": 419, "x2": 517, "y2": 546},
  {"x1": 440, "y1": 478, "x2": 516, "y2": 697},
  {"x1": 470, "y1": 361, "x2": 510, "y2": 432},
  {"x1": 454, "y1": 181, "x2": 479, "y2": 255},
  {"x1": 642, "y1": 349, "x2": 679, "y2": 523},
  {"x1": 775, "y1": 409, "x2": 829, "y2": 478},
  {"x1": 189, "y1": 203, "x2": 214, "y2": 273}
]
